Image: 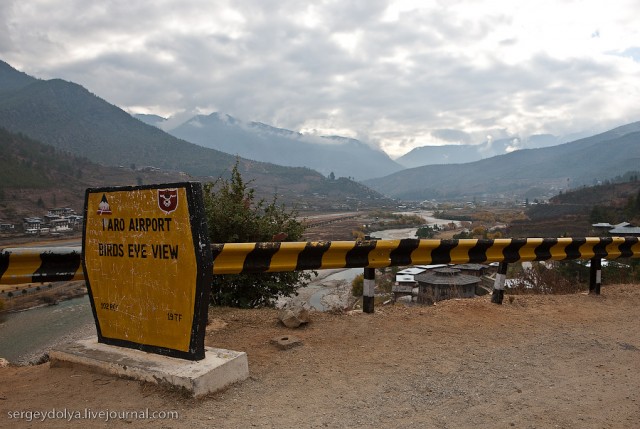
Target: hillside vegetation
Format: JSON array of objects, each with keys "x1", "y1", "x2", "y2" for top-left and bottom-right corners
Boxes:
[
  {"x1": 508, "y1": 175, "x2": 640, "y2": 237},
  {"x1": 0, "y1": 127, "x2": 188, "y2": 222}
]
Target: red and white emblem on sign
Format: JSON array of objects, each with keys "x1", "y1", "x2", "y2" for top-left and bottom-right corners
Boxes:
[{"x1": 157, "y1": 189, "x2": 178, "y2": 214}]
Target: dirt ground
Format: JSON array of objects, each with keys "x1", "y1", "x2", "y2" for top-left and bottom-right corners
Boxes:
[{"x1": 1, "y1": 284, "x2": 639, "y2": 428}]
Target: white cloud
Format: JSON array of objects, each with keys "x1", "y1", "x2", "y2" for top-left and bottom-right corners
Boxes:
[{"x1": 2, "y1": 0, "x2": 640, "y2": 158}]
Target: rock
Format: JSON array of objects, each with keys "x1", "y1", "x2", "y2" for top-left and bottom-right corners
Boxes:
[
  {"x1": 279, "y1": 306, "x2": 310, "y2": 328},
  {"x1": 270, "y1": 335, "x2": 303, "y2": 350},
  {"x1": 0, "y1": 357, "x2": 9, "y2": 368}
]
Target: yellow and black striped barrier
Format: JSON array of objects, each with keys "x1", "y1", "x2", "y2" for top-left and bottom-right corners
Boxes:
[
  {"x1": 0, "y1": 246, "x2": 83, "y2": 285},
  {"x1": 2, "y1": 237, "x2": 638, "y2": 285},
  {"x1": 209, "y1": 236, "x2": 640, "y2": 274}
]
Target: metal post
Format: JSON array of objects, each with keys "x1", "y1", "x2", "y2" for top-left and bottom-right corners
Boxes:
[
  {"x1": 363, "y1": 267, "x2": 375, "y2": 313},
  {"x1": 589, "y1": 258, "x2": 602, "y2": 295},
  {"x1": 491, "y1": 262, "x2": 508, "y2": 304}
]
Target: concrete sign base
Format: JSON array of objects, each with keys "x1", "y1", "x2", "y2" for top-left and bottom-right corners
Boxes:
[{"x1": 50, "y1": 337, "x2": 249, "y2": 397}]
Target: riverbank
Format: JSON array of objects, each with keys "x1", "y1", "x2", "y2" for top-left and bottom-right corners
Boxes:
[{"x1": 1, "y1": 281, "x2": 87, "y2": 314}]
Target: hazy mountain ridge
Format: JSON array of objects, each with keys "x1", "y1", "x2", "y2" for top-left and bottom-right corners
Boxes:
[
  {"x1": 365, "y1": 122, "x2": 640, "y2": 200},
  {"x1": 395, "y1": 135, "x2": 565, "y2": 168},
  {"x1": 158, "y1": 112, "x2": 403, "y2": 180},
  {"x1": 0, "y1": 60, "x2": 391, "y2": 209}
]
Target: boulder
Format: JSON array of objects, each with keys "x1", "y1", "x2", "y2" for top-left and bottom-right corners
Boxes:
[{"x1": 279, "y1": 306, "x2": 310, "y2": 328}]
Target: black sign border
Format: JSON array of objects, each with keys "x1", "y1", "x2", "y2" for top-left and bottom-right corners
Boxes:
[{"x1": 82, "y1": 182, "x2": 212, "y2": 361}]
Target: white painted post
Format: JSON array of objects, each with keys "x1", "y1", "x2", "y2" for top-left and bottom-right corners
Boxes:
[
  {"x1": 589, "y1": 258, "x2": 602, "y2": 295},
  {"x1": 363, "y1": 267, "x2": 375, "y2": 313},
  {"x1": 491, "y1": 262, "x2": 508, "y2": 304}
]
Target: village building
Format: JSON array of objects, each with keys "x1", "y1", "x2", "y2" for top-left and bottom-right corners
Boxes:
[
  {"x1": 451, "y1": 263, "x2": 489, "y2": 277},
  {"x1": 608, "y1": 222, "x2": 640, "y2": 237},
  {"x1": 23, "y1": 217, "x2": 43, "y2": 234},
  {"x1": 415, "y1": 267, "x2": 481, "y2": 304},
  {"x1": 392, "y1": 267, "x2": 425, "y2": 301},
  {"x1": 0, "y1": 223, "x2": 15, "y2": 232},
  {"x1": 47, "y1": 207, "x2": 75, "y2": 217}
]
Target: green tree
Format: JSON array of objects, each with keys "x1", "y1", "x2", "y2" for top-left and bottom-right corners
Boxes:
[{"x1": 204, "y1": 163, "x2": 314, "y2": 308}]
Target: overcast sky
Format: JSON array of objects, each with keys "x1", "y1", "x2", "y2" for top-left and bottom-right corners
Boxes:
[{"x1": 1, "y1": 0, "x2": 639, "y2": 158}]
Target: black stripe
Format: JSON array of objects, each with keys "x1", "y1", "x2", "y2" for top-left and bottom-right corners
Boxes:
[
  {"x1": 503, "y1": 239, "x2": 527, "y2": 263},
  {"x1": 564, "y1": 238, "x2": 585, "y2": 260},
  {"x1": 468, "y1": 239, "x2": 494, "y2": 263},
  {"x1": 33, "y1": 250, "x2": 82, "y2": 283},
  {"x1": 389, "y1": 239, "x2": 420, "y2": 266},
  {"x1": 618, "y1": 237, "x2": 639, "y2": 258},
  {"x1": 364, "y1": 267, "x2": 375, "y2": 280},
  {"x1": 210, "y1": 243, "x2": 225, "y2": 262},
  {"x1": 0, "y1": 250, "x2": 9, "y2": 280},
  {"x1": 296, "y1": 242, "x2": 331, "y2": 270},
  {"x1": 242, "y1": 242, "x2": 281, "y2": 273},
  {"x1": 345, "y1": 241, "x2": 376, "y2": 268},
  {"x1": 592, "y1": 237, "x2": 612, "y2": 259},
  {"x1": 431, "y1": 240, "x2": 459, "y2": 264},
  {"x1": 534, "y1": 238, "x2": 558, "y2": 261}
]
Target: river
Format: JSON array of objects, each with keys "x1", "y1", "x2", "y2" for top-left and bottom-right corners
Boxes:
[
  {"x1": 0, "y1": 211, "x2": 454, "y2": 363},
  {"x1": 0, "y1": 296, "x2": 95, "y2": 364}
]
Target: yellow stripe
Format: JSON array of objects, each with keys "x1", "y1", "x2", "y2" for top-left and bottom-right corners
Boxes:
[
  {"x1": 513, "y1": 238, "x2": 541, "y2": 261},
  {"x1": 409, "y1": 239, "x2": 438, "y2": 265},
  {"x1": 485, "y1": 239, "x2": 512, "y2": 262},
  {"x1": 320, "y1": 241, "x2": 353, "y2": 269},
  {"x1": 1, "y1": 249, "x2": 42, "y2": 284},
  {"x1": 266, "y1": 242, "x2": 307, "y2": 273},
  {"x1": 549, "y1": 238, "x2": 571, "y2": 260},
  {"x1": 367, "y1": 239, "x2": 400, "y2": 268},
  {"x1": 212, "y1": 243, "x2": 256, "y2": 274},
  {"x1": 605, "y1": 237, "x2": 621, "y2": 259},
  {"x1": 578, "y1": 237, "x2": 600, "y2": 260},
  {"x1": 450, "y1": 239, "x2": 477, "y2": 264}
]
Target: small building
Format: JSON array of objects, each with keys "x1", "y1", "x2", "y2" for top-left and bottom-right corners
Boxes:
[
  {"x1": 23, "y1": 217, "x2": 43, "y2": 234},
  {"x1": 47, "y1": 207, "x2": 75, "y2": 217},
  {"x1": 451, "y1": 263, "x2": 489, "y2": 277},
  {"x1": 0, "y1": 223, "x2": 15, "y2": 232},
  {"x1": 415, "y1": 267, "x2": 481, "y2": 304},
  {"x1": 609, "y1": 223, "x2": 640, "y2": 237},
  {"x1": 50, "y1": 218, "x2": 70, "y2": 232},
  {"x1": 392, "y1": 274, "x2": 418, "y2": 301}
]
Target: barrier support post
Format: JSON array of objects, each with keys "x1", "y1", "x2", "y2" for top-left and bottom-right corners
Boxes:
[
  {"x1": 491, "y1": 262, "x2": 508, "y2": 305},
  {"x1": 363, "y1": 267, "x2": 375, "y2": 313},
  {"x1": 589, "y1": 258, "x2": 602, "y2": 295}
]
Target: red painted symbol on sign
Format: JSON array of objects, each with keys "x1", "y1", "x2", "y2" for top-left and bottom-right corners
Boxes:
[{"x1": 158, "y1": 189, "x2": 178, "y2": 214}]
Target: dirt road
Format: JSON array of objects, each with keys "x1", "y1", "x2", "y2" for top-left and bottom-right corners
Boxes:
[{"x1": 1, "y1": 284, "x2": 639, "y2": 428}]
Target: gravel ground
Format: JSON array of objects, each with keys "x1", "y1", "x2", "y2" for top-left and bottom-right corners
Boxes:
[{"x1": 1, "y1": 284, "x2": 639, "y2": 428}]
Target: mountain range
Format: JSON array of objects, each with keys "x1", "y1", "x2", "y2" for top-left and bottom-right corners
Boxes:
[
  {"x1": 135, "y1": 112, "x2": 403, "y2": 181},
  {"x1": 364, "y1": 122, "x2": 640, "y2": 200},
  {"x1": 0, "y1": 60, "x2": 388, "y2": 207},
  {"x1": 394, "y1": 135, "x2": 564, "y2": 167},
  {"x1": 2, "y1": 58, "x2": 639, "y2": 204}
]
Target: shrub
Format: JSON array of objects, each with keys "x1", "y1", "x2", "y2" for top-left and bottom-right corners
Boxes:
[
  {"x1": 204, "y1": 162, "x2": 314, "y2": 308},
  {"x1": 351, "y1": 274, "x2": 364, "y2": 297}
]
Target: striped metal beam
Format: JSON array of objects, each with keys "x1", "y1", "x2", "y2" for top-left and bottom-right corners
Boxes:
[
  {"x1": 0, "y1": 246, "x2": 83, "y2": 285},
  {"x1": 1, "y1": 237, "x2": 639, "y2": 284},
  {"x1": 210, "y1": 236, "x2": 640, "y2": 274}
]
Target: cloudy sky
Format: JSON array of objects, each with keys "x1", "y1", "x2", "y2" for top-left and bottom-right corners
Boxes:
[{"x1": 1, "y1": 0, "x2": 639, "y2": 158}]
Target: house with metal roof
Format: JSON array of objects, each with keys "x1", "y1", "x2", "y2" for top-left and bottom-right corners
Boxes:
[
  {"x1": 415, "y1": 267, "x2": 481, "y2": 304},
  {"x1": 608, "y1": 223, "x2": 640, "y2": 237}
]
